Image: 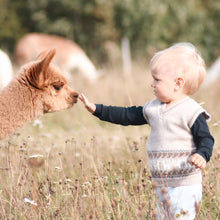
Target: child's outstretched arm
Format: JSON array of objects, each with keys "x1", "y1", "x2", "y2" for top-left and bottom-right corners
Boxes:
[
  {"x1": 79, "y1": 94, "x2": 96, "y2": 114},
  {"x1": 79, "y1": 94, "x2": 147, "y2": 126}
]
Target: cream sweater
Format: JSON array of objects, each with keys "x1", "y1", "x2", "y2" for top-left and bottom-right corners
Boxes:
[{"x1": 143, "y1": 97, "x2": 209, "y2": 187}]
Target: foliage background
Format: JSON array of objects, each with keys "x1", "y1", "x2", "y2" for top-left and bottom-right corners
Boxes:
[{"x1": 0, "y1": 0, "x2": 219, "y2": 65}]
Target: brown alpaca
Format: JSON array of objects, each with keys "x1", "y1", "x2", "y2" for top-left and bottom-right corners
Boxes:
[{"x1": 0, "y1": 49, "x2": 78, "y2": 140}]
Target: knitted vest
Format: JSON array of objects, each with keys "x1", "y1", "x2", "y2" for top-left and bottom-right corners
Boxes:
[{"x1": 143, "y1": 97, "x2": 209, "y2": 187}]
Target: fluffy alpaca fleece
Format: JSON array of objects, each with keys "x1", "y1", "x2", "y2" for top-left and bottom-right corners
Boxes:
[{"x1": 0, "y1": 49, "x2": 78, "y2": 140}]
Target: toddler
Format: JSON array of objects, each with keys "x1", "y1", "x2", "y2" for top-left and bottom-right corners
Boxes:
[{"x1": 79, "y1": 42, "x2": 214, "y2": 219}]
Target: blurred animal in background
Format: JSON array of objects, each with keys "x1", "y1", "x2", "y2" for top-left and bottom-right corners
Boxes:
[
  {"x1": 0, "y1": 49, "x2": 78, "y2": 140},
  {"x1": 15, "y1": 33, "x2": 99, "y2": 81},
  {"x1": 0, "y1": 49, "x2": 14, "y2": 89},
  {"x1": 203, "y1": 57, "x2": 220, "y2": 87}
]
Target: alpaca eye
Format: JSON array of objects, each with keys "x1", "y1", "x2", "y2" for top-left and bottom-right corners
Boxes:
[{"x1": 53, "y1": 85, "x2": 63, "y2": 91}]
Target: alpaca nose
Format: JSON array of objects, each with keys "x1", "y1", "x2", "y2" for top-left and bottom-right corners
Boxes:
[{"x1": 73, "y1": 92, "x2": 79, "y2": 98}]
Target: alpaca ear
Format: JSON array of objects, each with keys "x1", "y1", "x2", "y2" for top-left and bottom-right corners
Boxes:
[
  {"x1": 36, "y1": 48, "x2": 56, "y2": 61},
  {"x1": 27, "y1": 49, "x2": 56, "y2": 89}
]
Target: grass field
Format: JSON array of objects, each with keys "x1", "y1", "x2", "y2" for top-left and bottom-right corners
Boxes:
[{"x1": 0, "y1": 61, "x2": 219, "y2": 219}]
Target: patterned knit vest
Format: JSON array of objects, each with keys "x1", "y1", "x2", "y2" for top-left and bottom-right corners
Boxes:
[{"x1": 143, "y1": 97, "x2": 209, "y2": 187}]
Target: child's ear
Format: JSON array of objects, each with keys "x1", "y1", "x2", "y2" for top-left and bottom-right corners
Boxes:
[
  {"x1": 175, "y1": 77, "x2": 185, "y2": 90},
  {"x1": 27, "y1": 49, "x2": 56, "y2": 89}
]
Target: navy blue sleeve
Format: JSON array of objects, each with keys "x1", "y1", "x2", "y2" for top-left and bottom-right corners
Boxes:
[
  {"x1": 93, "y1": 104, "x2": 147, "y2": 126},
  {"x1": 191, "y1": 113, "x2": 214, "y2": 162}
]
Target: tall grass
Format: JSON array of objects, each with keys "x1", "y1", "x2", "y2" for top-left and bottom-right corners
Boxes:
[{"x1": 0, "y1": 61, "x2": 219, "y2": 219}]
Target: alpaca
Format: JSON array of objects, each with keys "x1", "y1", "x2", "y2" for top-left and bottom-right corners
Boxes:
[
  {"x1": 15, "y1": 33, "x2": 98, "y2": 81},
  {"x1": 0, "y1": 49, "x2": 78, "y2": 140}
]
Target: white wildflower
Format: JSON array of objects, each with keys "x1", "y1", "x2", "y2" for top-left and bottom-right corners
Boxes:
[
  {"x1": 75, "y1": 153, "x2": 80, "y2": 157},
  {"x1": 66, "y1": 178, "x2": 73, "y2": 183},
  {"x1": 24, "y1": 198, "x2": 37, "y2": 206},
  {"x1": 38, "y1": 133, "x2": 51, "y2": 138},
  {"x1": 55, "y1": 166, "x2": 61, "y2": 170},
  {"x1": 82, "y1": 181, "x2": 91, "y2": 187},
  {"x1": 32, "y1": 119, "x2": 43, "y2": 128},
  {"x1": 29, "y1": 154, "x2": 44, "y2": 159}
]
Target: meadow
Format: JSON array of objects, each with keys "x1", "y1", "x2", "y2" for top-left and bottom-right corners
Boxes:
[{"x1": 0, "y1": 61, "x2": 219, "y2": 219}]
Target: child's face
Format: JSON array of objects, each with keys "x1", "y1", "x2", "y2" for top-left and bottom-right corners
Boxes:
[{"x1": 151, "y1": 70, "x2": 177, "y2": 104}]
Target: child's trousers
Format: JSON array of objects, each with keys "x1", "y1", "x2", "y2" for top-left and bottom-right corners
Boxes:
[{"x1": 156, "y1": 183, "x2": 202, "y2": 220}]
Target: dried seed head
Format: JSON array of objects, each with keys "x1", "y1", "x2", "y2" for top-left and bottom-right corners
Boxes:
[
  {"x1": 161, "y1": 187, "x2": 168, "y2": 194},
  {"x1": 152, "y1": 181, "x2": 158, "y2": 190},
  {"x1": 152, "y1": 209, "x2": 158, "y2": 218},
  {"x1": 137, "y1": 210, "x2": 142, "y2": 217},
  {"x1": 141, "y1": 202, "x2": 146, "y2": 208},
  {"x1": 194, "y1": 201, "x2": 199, "y2": 213},
  {"x1": 165, "y1": 199, "x2": 172, "y2": 207},
  {"x1": 180, "y1": 208, "x2": 189, "y2": 216}
]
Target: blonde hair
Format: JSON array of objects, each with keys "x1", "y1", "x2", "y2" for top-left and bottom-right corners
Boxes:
[{"x1": 150, "y1": 42, "x2": 206, "y2": 95}]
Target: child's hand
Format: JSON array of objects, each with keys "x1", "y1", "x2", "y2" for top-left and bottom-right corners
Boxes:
[
  {"x1": 188, "y1": 153, "x2": 206, "y2": 170},
  {"x1": 79, "y1": 93, "x2": 96, "y2": 114}
]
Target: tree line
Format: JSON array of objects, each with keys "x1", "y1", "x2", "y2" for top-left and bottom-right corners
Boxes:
[{"x1": 0, "y1": 0, "x2": 219, "y2": 65}]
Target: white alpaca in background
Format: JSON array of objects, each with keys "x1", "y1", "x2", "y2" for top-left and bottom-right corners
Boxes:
[
  {"x1": 15, "y1": 33, "x2": 99, "y2": 81},
  {"x1": 203, "y1": 57, "x2": 220, "y2": 87},
  {"x1": 0, "y1": 49, "x2": 13, "y2": 89}
]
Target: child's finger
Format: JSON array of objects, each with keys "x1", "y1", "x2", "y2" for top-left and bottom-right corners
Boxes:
[
  {"x1": 79, "y1": 94, "x2": 87, "y2": 103},
  {"x1": 78, "y1": 94, "x2": 83, "y2": 100}
]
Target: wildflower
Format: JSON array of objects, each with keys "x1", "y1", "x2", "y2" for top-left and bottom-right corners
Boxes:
[
  {"x1": 66, "y1": 178, "x2": 73, "y2": 183},
  {"x1": 203, "y1": 169, "x2": 208, "y2": 174},
  {"x1": 32, "y1": 119, "x2": 43, "y2": 128},
  {"x1": 55, "y1": 166, "x2": 62, "y2": 170},
  {"x1": 176, "y1": 213, "x2": 181, "y2": 218},
  {"x1": 213, "y1": 123, "x2": 219, "y2": 127},
  {"x1": 29, "y1": 154, "x2": 44, "y2": 159},
  {"x1": 101, "y1": 176, "x2": 108, "y2": 180},
  {"x1": 75, "y1": 152, "x2": 80, "y2": 157},
  {"x1": 82, "y1": 181, "x2": 91, "y2": 187},
  {"x1": 19, "y1": 148, "x2": 26, "y2": 152},
  {"x1": 24, "y1": 198, "x2": 37, "y2": 206}
]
